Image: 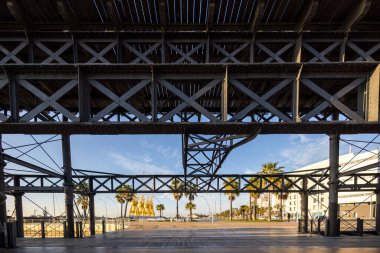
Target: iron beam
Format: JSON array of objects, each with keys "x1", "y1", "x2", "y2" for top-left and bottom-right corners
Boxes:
[
  {"x1": 328, "y1": 134, "x2": 339, "y2": 237},
  {"x1": 62, "y1": 134, "x2": 74, "y2": 238},
  {"x1": 300, "y1": 177, "x2": 308, "y2": 233}
]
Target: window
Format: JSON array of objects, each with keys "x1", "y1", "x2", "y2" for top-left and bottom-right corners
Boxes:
[
  {"x1": 313, "y1": 199, "x2": 317, "y2": 203},
  {"x1": 321, "y1": 197, "x2": 324, "y2": 202}
]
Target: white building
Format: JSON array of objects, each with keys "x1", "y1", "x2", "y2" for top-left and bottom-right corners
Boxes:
[{"x1": 285, "y1": 150, "x2": 379, "y2": 219}]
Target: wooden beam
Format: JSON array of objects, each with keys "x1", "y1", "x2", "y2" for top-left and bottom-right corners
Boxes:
[
  {"x1": 6, "y1": 0, "x2": 31, "y2": 30},
  {"x1": 250, "y1": 0, "x2": 265, "y2": 33},
  {"x1": 340, "y1": 0, "x2": 371, "y2": 32},
  {"x1": 295, "y1": 0, "x2": 319, "y2": 34},
  {"x1": 158, "y1": 0, "x2": 167, "y2": 31},
  {"x1": 56, "y1": 0, "x2": 79, "y2": 30},
  {"x1": 207, "y1": 0, "x2": 216, "y2": 32},
  {"x1": 365, "y1": 64, "x2": 379, "y2": 122},
  {"x1": 105, "y1": 0, "x2": 121, "y2": 31}
]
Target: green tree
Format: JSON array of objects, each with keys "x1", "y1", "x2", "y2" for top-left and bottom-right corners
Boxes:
[
  {"x1": 184, "y1": 182, "x2": 198, "y2": 204},
  {"x1": 185, "y1": 202, "x2": 196, "y2": 221},
  {"x1": 239, "y1": 205, "x2": 249, "y2": 220},
  {"x1": 115, "y1": 194, "x2": 125, "y2": 218},
  {"x1": 246, "y1": 177, "x2": 262, "y2": 220},
  {"x1": 275, "y1": 182, "x2": 291, "y2": 221},
  {"x1": 259, "y1": 162, "x2": 284, "y2": 221},
  {"x1": 116, "y1": 185, "x2": 135, "y2": 218},
  {"x1": 156, "y1": 204, "x2": 165, "y2": 217},
  {"x1": 171, "y1": 179, "x2": 184, "y2": 219},
  {"x1": 223, "y1": 177, "x2": 240, "y2": 221},
  {"x1": 75, "y1": 182, "x2": 89, "y2": 219}
]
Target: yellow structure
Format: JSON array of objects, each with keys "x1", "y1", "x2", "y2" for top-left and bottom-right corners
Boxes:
[
  {"x1": 129, "y1": 196, "x2": 138, "y2": 216},
  {"x1": 128, "y1": 194, "x2": 155, "y2": 217}
]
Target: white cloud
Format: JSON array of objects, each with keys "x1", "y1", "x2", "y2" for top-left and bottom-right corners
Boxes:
[
  {"x1": 244, "y1": 169, "x2": 258, "y2": 174},
  {"x1": 141, "y1": 139, "x2": 181, "y2": 168},
  {"x1": 107, "y1": 151, "x2": 174, "y2": 175},
  {"x1": 280, "y1": 135, "x2": 329, "y2": 170}
]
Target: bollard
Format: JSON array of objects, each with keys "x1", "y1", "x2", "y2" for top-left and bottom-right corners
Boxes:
[
  {"x1": 75, "y1": 222, "x2": 80, "y2": 238},
  {"x1": 102, "y1": 220, "x2": 106, "y2": 234},
  {"x1": 63, "y1": 222, "x2": 67, "y2": 238},
  {"x1": 325, "y1": 219, "x2": 330, "y2": 236},
  {"x1": 337, "y1": 219, "x2": 340, "y2": 236},
  {"x1": 122, "y1": 219, "x2": 125, "y2": 230},
  {"x1": 41, "y1": 221, "x2": 45, "y2": 239},
  {"x1": 298, "y1": 219, "x2": 302, "y2": 232},
  {"x1": 6, "y1": 222, "x2": 17, "y2": 248},
  {"x1": 357, "y1": 218, "x2": 363, "y2": 236},
  {"x1": 79, "y1": 222, "x2": 83, "y2": 238},
  {"x1": 310, "y1": 219, "x2": 314, "y2": 234}
]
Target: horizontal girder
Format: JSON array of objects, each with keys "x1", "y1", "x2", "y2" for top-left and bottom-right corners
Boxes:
[{"x1": 4, "y1": 173, "x2": 380, "y2": 194}]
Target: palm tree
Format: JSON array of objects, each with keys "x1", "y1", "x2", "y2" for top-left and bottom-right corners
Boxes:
[
  {"x1": 223, "y1": 177, "x2": 240, "y2": 221},
  {"x1": 156, "y1": 204, "x2": 165, "y2": 217},
  {"x1": 171, "y1": 179, "x2": 184, "y2": 219},
  {"x1": 185, "y1": 202, "x2": 196, "y2": 221},
  {"x1": 116, "y1": 185, "x2": 135, "y2": 218},
  {"x1": 75, "y1": 182, "x2": 89, "y2": 219},
  {"x1": 259, "y1": 162, "x2": 284, "y2": 221},
  {"x1": 245, "y1": 177, "x2": 262, "y2": 220},
  {"x1": 239, "y1": 205, "x2": 249, "y2": 220},
  {"x1": 275, "y1": 181, "x2": 291, "y2": 221},
  {"x1": 184, "y1": 182, "x2": 198, "y2": 204},
  {"x1": 115, "y1": 194, "x2": 125, "y2": 218}
]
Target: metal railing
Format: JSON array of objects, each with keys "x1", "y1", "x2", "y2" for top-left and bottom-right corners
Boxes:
[
  {"x1": 21, "y1": 218, "x2": 130, "y2": 238},
  {"x1": 300, "y1": 218, "x2": 377, "y2": 236}
]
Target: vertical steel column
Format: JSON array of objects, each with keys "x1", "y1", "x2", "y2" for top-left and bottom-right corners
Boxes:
[
  {"x1": 89, "y1": 193, "x2": 95, "y2": 236},
  {"x1": 328, "y1": 134, "x2": 339, "y2": 237},
  {"x1": 14, "y1": 177, "x2": 24, "y2": 237},
  {"x1": 300, "y1": 177, "x2": 308, "y2": 232},
  {"x1": 89, "y1": 177, "x2": 95, "y2": 236},
  {"x1": 0, "y1": 134, "x2": 6, "y2": 248},
  {"x1": 376, "y1": 188, "x2": 380, "y2": 235},
  {"x1": 62, "y1": 134, "x2": 74, "y2": 238},
  {"x1": 0, "y1": 134, "x2": 6, "y2": 223}
]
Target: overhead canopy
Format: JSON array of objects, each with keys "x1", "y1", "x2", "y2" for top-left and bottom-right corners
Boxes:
[{"x1": 1, "y1": 0, "x2": 379, "y2": 32}]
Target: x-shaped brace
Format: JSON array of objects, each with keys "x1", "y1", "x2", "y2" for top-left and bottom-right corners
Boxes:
[
  {"x1": 34, "y1": 41, "x2": 72, "y2": 64},
  {"x1": 19, "y1": 79, "x2": 78, "y2": 122},
  {"x1": 90, "y1": 79, "x2": 151, "y2": 122},
  {"x1": 79, "y1": 41, "x2": 117, "y2": 63},
  {"x1": 347, "y1": 42, "x2": 380, "y2": 61},
  {"x1": 256, "y1": 42, "x2": 294, "y2": 63},
  {"x1": 0, "y1": 41, "x2": 28, "y2": 64},
  {"x1": 302, "y1": 42, "x2": 340, "y2": 62},
  {"x1": 301, "y1": 78, "x2": 365, "y2": 122}
]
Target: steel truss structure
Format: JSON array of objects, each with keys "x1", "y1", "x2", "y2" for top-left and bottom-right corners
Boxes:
[
  {"x1": 1, "y1": 0, "x2": 380, "y2": 239},
  {"x1": 4, "y1": 172, "x2": 380, "y2": 194}
]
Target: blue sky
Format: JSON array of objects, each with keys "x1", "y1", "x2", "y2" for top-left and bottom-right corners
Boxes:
[{"x1": 3, "y1": 133, "x2": 379, "y2": 218}]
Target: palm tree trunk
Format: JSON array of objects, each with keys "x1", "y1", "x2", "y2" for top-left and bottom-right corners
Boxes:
[
  {"x1": 249, "y1": 194, "x2": 252, "y2": 221},
  {"x1": 253, "y1": 198, "x2": 257, "y2": 220},
  {"x1": 268, "y1": 193, "x2": 271, "y2": 221},
  {"x1": 120, "y1": 203, "x2": 123, "y2": 218},
  {"x1": 280, "y1": 193, "x2": 283, "y2": 221},
  {"x1": 190, "y1": 209, "x2": 192, "y2": 221},
  {"x1": 124, "y1": 202, "x2": 129, "y2": 218},
  {"x1": 176, "y1": 199, "x2": 179, "y2": 219},
  {"x1": 230, "y1": 198, "x2": 233, "y2": 221}
]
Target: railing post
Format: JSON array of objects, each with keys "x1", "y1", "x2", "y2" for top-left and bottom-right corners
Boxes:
[
  {"x1": 41, "y1": 221, "x2": 45, "y2": 239},
  {"x1": 102, "y1": 219, "x2": 106, "y2": 234},
  {"x1": 337, "y1": 218, "x2": 340, "y2": 236},
  {"x1": 300, "y1": 177, "x2": 308, "y2": 233},
  {"x1": 89, "y1": 193, "x2": 96, "y2": 236},
  {"x1": 376, "y1": 188, "x2": 380, "y2": 235},
  {"x1": 310, "y1": 219, "x2": 313, "y2": 234},
  {"x1": 357, "y1": 218, "x2": 363, "y2": 236}
]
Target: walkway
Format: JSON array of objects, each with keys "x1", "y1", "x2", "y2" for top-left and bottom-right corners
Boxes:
[{"x1": 8, "y1": 221, "x2": 380, "y2": 253}]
